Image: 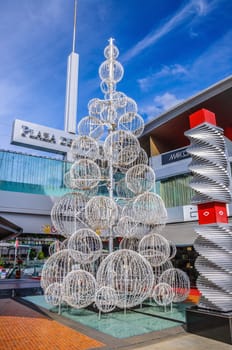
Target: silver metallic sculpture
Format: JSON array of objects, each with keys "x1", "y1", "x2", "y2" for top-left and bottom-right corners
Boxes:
[
  {"x1": 185, "y1": 122, "x2": 232, "y2": 312},
  {"x1": 41, "y1": 39, "x2": 190, "y2": 313}
]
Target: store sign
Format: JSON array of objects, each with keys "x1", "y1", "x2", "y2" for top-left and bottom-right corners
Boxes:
[
  {"x1": 11, "y1": 119, "x2": 76, "y2": 154},
  {"x1": 161, "y1": 147, "x2": 190, "y2": 165},
  {"x1": 41, "y1": 224, "x2": 57, "y2": 234}
]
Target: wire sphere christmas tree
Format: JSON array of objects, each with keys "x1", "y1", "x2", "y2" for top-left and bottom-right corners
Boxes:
[{"x1": 41, "y1": 39, "x2": 190, "y2": 313}]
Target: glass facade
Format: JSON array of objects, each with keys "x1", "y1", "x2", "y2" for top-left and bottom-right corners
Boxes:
[{"x1": 0, "y1": 150, "x2": 71, "y2": 196}]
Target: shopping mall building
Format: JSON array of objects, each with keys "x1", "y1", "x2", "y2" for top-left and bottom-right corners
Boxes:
[{"x1": 0, "y1": 76, "x2": 231, "y2": 255}]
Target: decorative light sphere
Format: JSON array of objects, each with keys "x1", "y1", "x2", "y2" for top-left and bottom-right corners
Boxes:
[
  {"x1": 71, "y1": 135, "x2": 99, "y2": 160},
  {"x1": 153, "y1": 283, "x2": 174, "y2": 306},
  {"x1": 159, "y1": 268, "x2": 190, "y2": 302},
  {"x1": 118, "y1": 147, "x2": 148, "y2": 173},
  {"x1": 138, "y1": 233, "x2": 170, "y2": 267},
  {"x1": 118, "y1": 112, "x2": 144, "y2": 137},
  {"x1": 99, "y1": 60, "x2": 124, "y2": 83},
  {"x1": 41, "y1": 249, "x2": 75, "y2": 291},
  {"x1": 88, "y1": 98, "x2": 103, "y2": 117},
  {"x1": 115, "y1": 178, "x2": 135, "y2": 199},
  {"x1": 85, "y1": 196, "x2": 118, "y2": 230},
  {"x1": 168, "y1": 240, "x2": 177, "y2": 260},
  {"x1": 70, "y1": 159, "x2": 101, "y2": 190},
  {"x1": 133, "y1": 192, "x2": 167, "y2": 225},
  {"x1": 62, "y1": 270, "x2": 96, "y2": 309},
  {"x1": 111, "y1": 91, "x2": 128, "y2": 108},
  {"x1": 78, "y1": 116, "x2": 104, "y2": 139},
  {"x1": 96, "y1": 249, "x2": 154, "y2": 308},
  {"x1": 104, "y1": 130, "x2": 140, "y2": 167},
  {"x1": 126, "y1": 164, "x2": 155, "y2": 194},
  {"x1": 104, "y1": 43, "x2": 119, "y2": 59},
  {"x1": 68, "y1": 228, "x2": 103, "y2": 264},
  {"x1": 95, "y1": 286, "x2": 118, "y2": 313},
  {"x1": 115, "y1": 216, "x2": 137, "y2": 238},
  {"x1": 51, "y1": 193, "x2": 88, "y2": 237},
  {"x1": 153, "y1": 259, "x2": 173, "y2": 286},
  {"x1": 45, "y1": 283, "x2": 62, "y2": 306}
]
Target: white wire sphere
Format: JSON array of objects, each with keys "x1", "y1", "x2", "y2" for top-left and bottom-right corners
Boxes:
[
  {"x1": 71, "y1": 135, "x2": 99, "y2": 160},
  {"x1": 119, "y1": 237, "x2": 140, "y2": 251},
  {"x1": 64, "y1": 171, "x2": 99, "y2": 196},
  {"x1": 133, "y1": 192, "x2": 167, "y2": 225},
  {"x1": 103, "y1": 130, "x2": 140, "y2": 167},
  {"x1": 100, "y1": 79, "x2": 116, "y2": 95},
  {"x1": 51, "y1": 192, "x2": 88, "y2": 237},
  {"x1": 85, "y1": 196, "x2": 118, "y2": 230},
  {"x1": 99, "y1": 60, "x2": 124, "y2": 83},
  {"x1": 153, "y1": 259, "x2": 173, "y2": 286},
  {"x1": 159, "y1": 268, "x2": 190, "y2": 302},
  {"x1": 138, "y1": 233, "x2": 170, "y2": 267},
  {"x1": 153, "y1": 282, "x2": 174, "y2": 306},
  {"x1": 126, "y1": 164, "x2": 155, "y2": 194},
  {"x1": 111, "y1": 91, "x2": 128, "y2": 108},
  {"x1": 104, "y1": 43, "x2": 119, "y2": 59},
  {"x1": 44, "y1": 282, "x2": 62, "y2": 306},
  {"x1": 40, "y1": 249, "x2": 75, "y2": 291},
  {"x1": 100, "y1": 103, "x2": 118, "y2": 124},
  {"x1": 96, "y1": 249, "x2": 154, "y2": 309},
  {"x1": 115, "y1": 178, "x2": 135, "y2": 199},
  {"x1": 118, "y1": 147, "x2": 148, "y2": 173},
  {"x1": 70, "y1": 159, "x2": 101, "y2": 190},
  {"x1": 88, "y1": 98, "x2": 103, "y2": 117},
  {"x1": 78, "y1": 116, "x2": 104, "y2": 139},
  {"x1": 62, "y1": 270, "x2": 96, "y2": 309},
  {"x1": 118, "y1": 112, "x2": 144, "y2": 137},
  {"x1": 68, "y1": 228, "x2": 103, "y2": 264},
  {"x1": 115, "y1": 216, "x2": 137, "y2": 238},
  {"x1": 95, "y1": 286, "x2": 118, "y2": 313}
]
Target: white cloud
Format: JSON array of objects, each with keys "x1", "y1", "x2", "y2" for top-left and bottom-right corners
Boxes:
[
  {"x1": 138, "y1": 64, "x2": 188, "y2": 91},
  {"x1": 141, "y1": 92, "x2": 183, "y2": 120},
  {"x1": 121, "y1": 0, "x2": 209, "y2": 62}
]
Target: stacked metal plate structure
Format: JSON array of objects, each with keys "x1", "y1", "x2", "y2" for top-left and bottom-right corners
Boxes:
[{"x1": 185, "y1": 122, "x2": 232, "y2": 312}]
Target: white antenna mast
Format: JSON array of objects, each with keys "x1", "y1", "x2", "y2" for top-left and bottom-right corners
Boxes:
[{"x1": 72, "y1": 0, "x2": 77, "y2": 52}]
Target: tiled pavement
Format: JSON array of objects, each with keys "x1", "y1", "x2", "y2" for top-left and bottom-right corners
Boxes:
[
  {"x1": 0, "y1": 298, "x2": 231, "y2": 350},
  {"x1": 0, "y1": 298, "x2": 104, "y2": 350}
]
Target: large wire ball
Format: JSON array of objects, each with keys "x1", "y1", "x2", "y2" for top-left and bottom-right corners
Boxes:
[
  {"x1": 62, "y1": 270, "x2": 96, "y2": 309},
  {"x1": 133, "y1": 192, "x2": 167, "y2": 225},
  {"x1": 115, "y1": 216, "x2": 137, "y2": 238},
  {"x1": 118, "y1": 147, "x2": 148, "y2": 173},
  {"x1": 103, "y1": 130, "x2": 140, "y2": 167},
  {"x1": 95, "y1": 286, "x2": 118, "y2": 313},
  {"x1": 68, "y1": 228, "x2": 103, "y2": 264},
  {"x1": 104, "y1": 43, "x2": 119, "y2": 59},
  {"x1": 159, "y1": 268, "x2": 190, "y2": 302},
  {"x1": 111, "y1": 91, "x2": 128, "y2": 108},
  {"x1": 71, "y1": 135, "x2": 99, "y2": 160},
  {"x1": 153, "y1": 282, "x2": 174, "y2": 306},
  {"x1": 126, "y1": 164, "x2": 155, "y2": 194},
  {"x1": 44, "y1": 282, "x2": 62, "y2": 306},
  {"x1": 51, "y1": 192, "x2": 88, "y2": 237},
  {"x1": 70, "y1": 159, "x2": 101, "y2": 190},
  {"x1": 119, "y1": 237, "x2": 140, "y2": 251},
  {"x1": 88, "y1": 98, "x2": 103, "y2": 117},
  {"x1": 138, "y1": 233, "x2": 170, "y2": 267},
  {"x1": 118, "y1": 112, "x2": 144, "y2": 137},
  {"x1": 100, "y1": 103, "x2": 118, "y2": 124},
  {"x1": 96, "y1": 249, "x2": 154, "y2": 309},
  {"x1": 115, "y1": 178, "x2": 135, "y2": 199},
  {"x1": 99, "y1": 60, "x2": 124, "y2": 83},
  {"x1": 85, "y1": 196, "x2": 118, "y2": 230},
  {"x1": 78, "y1": 116, "x2": 104, "y2": 139},
  {"x1": 40, "y1": 249, "x2": 75, "y2": 291},
  {"x1": 153, "y1": 259, "x2": 173, "y2": 286}
]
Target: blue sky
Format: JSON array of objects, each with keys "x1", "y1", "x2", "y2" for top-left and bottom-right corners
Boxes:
[{"x1": 0, "y1": 0, "x2": 232, "y2": 155}]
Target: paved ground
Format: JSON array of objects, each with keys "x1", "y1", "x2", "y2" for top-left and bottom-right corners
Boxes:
[{"x1": 0, "y1": 298, "x2": 231, "y2": 350}]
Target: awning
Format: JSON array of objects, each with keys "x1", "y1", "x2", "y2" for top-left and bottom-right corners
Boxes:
[{"x1": 0, "y1": 216, "x2": 23, "y2": 241}]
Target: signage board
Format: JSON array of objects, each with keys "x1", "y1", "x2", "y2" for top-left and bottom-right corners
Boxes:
[
  {"x1": 11, "y1": 119, "x2": 76, "y2": 154},
  {"x1": 161, "y1": 147, "x2": 190, "y2": 165}
]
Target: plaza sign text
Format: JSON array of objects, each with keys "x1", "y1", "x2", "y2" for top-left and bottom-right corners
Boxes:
[
  {"x1": 161, "y1": 147, "x2": 191, "y2": 165},
  {"x1": 11, "y1": 119, "x2": 76, "y2": 154}
]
